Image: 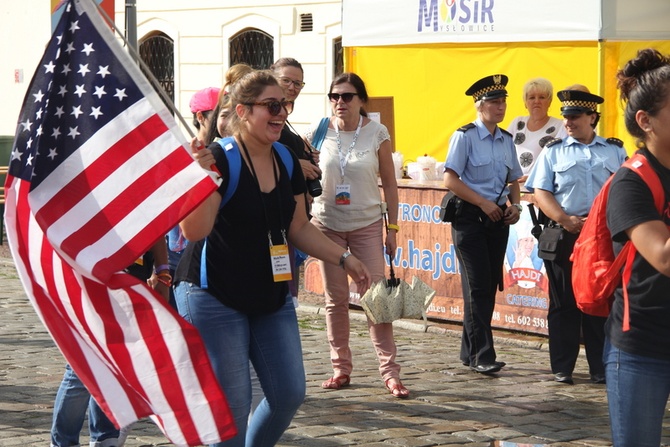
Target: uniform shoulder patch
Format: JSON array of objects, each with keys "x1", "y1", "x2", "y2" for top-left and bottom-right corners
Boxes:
[
  {"x1": 457, "y1": 123, "x2": 476, "y2": 132},
  {"x1": 606, "y1": 137, "x2": 624, "y2": 147},
  {"x1": 544, "y1": 138, "x2": 562, "y2": 148},
  {"x1": 500, "y1": 128, "x2": 512, "y2": 137}
]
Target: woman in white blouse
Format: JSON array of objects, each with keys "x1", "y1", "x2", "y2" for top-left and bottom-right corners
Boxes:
[
  {"x1": 507, "y1": 77, "x2": 567, "y2": 182},
  {"x1": 305, "y1": 72, "x2": 408, "y2": 398}
]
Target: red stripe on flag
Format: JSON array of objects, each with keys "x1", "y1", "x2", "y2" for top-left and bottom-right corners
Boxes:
[
  {"x1": 104, "y1": 275, "x2": 201, "y2": 440},
  {"x1": 59, "y1": 146, "x2": 199, "y2": 257},
  {"x1": 8, "y1": 177, "x2": 236, "y2": 443},
  {"x1": 9, "y1": 179, "x2": 147, "y2": 423},
  {"x1": 78, "y1": 277, "x2": 153, "y2": 415},
  {"x1": 89, "y1": 176, "x2": 217, "y2": 282},
  {"x1": 34, "y1": 113, "x2": 168, "y2": 229}
]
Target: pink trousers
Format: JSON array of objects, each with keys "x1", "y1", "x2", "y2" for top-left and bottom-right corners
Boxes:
[{"x1": 312, "y1": 218, "x2": 401, "y2": 382}]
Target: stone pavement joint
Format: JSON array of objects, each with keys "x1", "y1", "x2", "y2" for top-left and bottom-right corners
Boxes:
[{"x1": 1, "y1": 257, "x2": 669, "y2": 446}]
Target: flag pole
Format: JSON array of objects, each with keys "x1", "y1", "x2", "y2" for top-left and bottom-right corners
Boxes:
[{"x1": 88, "y1": 0, "x2": 197, "y2": 140}]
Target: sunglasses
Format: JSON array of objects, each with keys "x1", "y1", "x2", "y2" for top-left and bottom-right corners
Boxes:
[
  {"x1": 328, "y1": 92, "x2": 358, "y2": 103},
  {"x1": 279, "y1": 77, "x2": 306, "y2": 90},
  {"x1": 244, "y1": 100, "x2": 294, "y2": 116}
]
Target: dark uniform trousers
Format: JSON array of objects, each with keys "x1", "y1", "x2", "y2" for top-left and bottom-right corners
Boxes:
[
  {"x1": 452, "y1": 203, "x2": 509, "y2": 366},
  {"x1": 544, "y1": 230, "x2": 606, "y2": 376}
]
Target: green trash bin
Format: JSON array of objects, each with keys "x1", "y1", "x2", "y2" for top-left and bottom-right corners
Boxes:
[
  {"x1": 0, "y1": 135, "x2": 12, "y2": 170},
  {"x1": 0, "y1": 136, "x2": 13, "y2": 245}
]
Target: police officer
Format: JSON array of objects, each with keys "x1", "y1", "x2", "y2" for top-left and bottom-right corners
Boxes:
[
  {"x1": 443, "y1": 74, "x2": 523, "y2": 374},
  {"x1": 525, "y1": 85, "x2": 628, "y2": 384}
]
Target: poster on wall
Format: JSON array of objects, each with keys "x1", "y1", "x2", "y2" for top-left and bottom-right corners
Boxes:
[
  {"x1": 304, "y1": 183, "x2": 550, "y2": 336},
  {"x1": 342, "y1": 0, "x2": 601, "y2": 46}
]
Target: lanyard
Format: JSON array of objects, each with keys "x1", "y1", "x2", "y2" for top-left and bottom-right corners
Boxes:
[
  {"x1": 239, "y1": 137, "x2": 287, "y2": 246},
  {"x1": 334, "y1": 115, "x2": 363, "y2": 179}
]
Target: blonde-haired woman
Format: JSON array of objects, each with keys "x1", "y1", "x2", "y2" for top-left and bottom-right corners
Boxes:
[
  {"x1": 205, "y1": 63, "x2": 255, "y2": 144},
  {"x1": 507, "y1": 77, "x2": 566, "y2": 181}
]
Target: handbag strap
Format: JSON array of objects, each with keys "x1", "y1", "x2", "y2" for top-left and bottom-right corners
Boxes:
[
  {"x1": 381, "y1": 205, "x2": 397, "y2": 281},
  {"x1": 311, "y1": 117, "x2": 330, "y2": 150},
  {"x1": 495, "y1": 167, "x2": 512, "y2": 205}
]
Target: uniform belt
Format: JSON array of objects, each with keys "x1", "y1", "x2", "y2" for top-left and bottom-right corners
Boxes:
[
  {"x1": 461, "y1": 201, "x2": 508, "y2": 226},
  {"x1": 547, "y1": 216, "x2": 587, "y2": 228},
  {"x1": 461, "y1": 201, "x2": 508, "y2": 212},
  {"x1": 546, "y1": 220, "x2": 563, "y2": 229}
]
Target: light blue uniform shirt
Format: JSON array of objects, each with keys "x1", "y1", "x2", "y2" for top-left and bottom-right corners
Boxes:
[
  {"x1": 525, "y1": 135, "x2": 627, "y2": 216},
  {"x1": 444, "y1": 119, "x2": 523, "y2": 205}
]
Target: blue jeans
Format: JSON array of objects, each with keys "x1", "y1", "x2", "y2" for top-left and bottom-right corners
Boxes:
[
  {"x1": 604, "y1": 338, "x2": 670, "y2": 447},
  {"x1": 175, "y1": 282, "x2": 306, "y2": 447},
  {"x1": 51, "y1": 364, "x2": 120, "y2": 447}
]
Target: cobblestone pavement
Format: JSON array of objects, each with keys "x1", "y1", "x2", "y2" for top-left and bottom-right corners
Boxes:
[{"x1": 1, "y1": 255, "x2": 669, "y2": 447}]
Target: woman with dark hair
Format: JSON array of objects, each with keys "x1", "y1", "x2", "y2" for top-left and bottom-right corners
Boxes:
[
  {"x1": 525, "y1": 83, "x2": 627, "y2": 385},
  {"x1": 270, "y1": 58, "x2": 320, "y2": 180},
  {"x1": 305, "y1": 72, "x2": 408, "y2": 398},
  {"x1": 190, "y1": 86, "x2": 220, "y2": 142},
  {"x1": 444, "y1": 74, "x2": 523, "y2": 375},
  {"x1": 174, "y1": 70, "x2": 371, "y2": 446},
  {"x1": 270, "y1": 57, "x2": 320, "y2": 299},
  {"x1": 607, "y1": 48, "x2": 670, "y2": 447}
]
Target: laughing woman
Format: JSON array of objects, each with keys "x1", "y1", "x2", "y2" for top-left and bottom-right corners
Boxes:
[{"x1": 174, "y1": 70, "x2": 371, "y2": 447}]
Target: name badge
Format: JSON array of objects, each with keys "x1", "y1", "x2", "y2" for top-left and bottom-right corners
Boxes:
[
  {"x1": 270, "y1": 244, "x2": 292, "y2": 282},
  {"x1": 335, "y1": 183, "x2": 351, "y2": 205}
]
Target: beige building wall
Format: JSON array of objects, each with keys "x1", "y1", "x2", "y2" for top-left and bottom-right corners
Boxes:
[{"x1": 1, "y1": 0, "x2": 342, "y2": 139}]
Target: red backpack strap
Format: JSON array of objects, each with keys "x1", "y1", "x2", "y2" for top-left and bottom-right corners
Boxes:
[
  {"x1": 623, "y1": 154, "x2": 665, "y2": 211},
  {"x1": 621, "y1": 245, "x2": 635, "y2": 331},
  {"x1": 619, "y1": 153, "x2": 665, "y2": 331}
]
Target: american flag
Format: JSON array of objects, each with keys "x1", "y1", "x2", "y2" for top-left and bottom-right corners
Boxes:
[{"x1": 5, "y1": 0, "x2": 236, "y2": 444}]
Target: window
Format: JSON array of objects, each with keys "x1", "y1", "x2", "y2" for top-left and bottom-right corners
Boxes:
[
  {"x1": 139, "y1": 32, "x2": 174, "y2": 108},
  {"x1": 333, "y1": 37, "x2": 343, "y2": 77},
  {"x1": 229, "y1": 29, "x2": 274, "y2": 69},
  {"x1": 300, "y1": 13, "x2": 314, "y2": 32}
]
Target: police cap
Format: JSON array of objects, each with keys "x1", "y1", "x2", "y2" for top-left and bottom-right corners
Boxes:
[
  {"x1": 465, "y1": 74, "x2": 509, "y2": 102},
  {"x1": 557, "y1": 90, "x2": 604, "y2": 116}
]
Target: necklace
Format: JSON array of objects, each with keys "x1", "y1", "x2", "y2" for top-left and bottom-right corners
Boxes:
[{"x1": 334, "y1": 115, "x2": 363, "y2": 179}]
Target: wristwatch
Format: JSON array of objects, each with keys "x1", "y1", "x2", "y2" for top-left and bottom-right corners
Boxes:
[
  {"x1": 512, "y1": 203, "x2": 523, "y2": 213},
  {"x1": 339, "y1": 251, "x2": 352, "y2": 268}
]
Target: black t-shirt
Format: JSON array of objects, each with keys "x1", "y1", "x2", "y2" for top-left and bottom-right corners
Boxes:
[
  {"x1": 280, "y1": 124, "x2": 309, "y2": 160},
  {"x1": 606, "y1": 148, "x2": 670, "y2": 360},
  {"x1": 280, "y1": 122, "x2": 314, "y2": 218},
  {"x1": 174, "y1": 141, "x2": 307, "y2": 315},
  {"x1": 125, "y1": 251, "x2": 154, "y2": 281}
]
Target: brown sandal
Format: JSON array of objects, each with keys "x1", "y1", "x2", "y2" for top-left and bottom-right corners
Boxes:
[
  {"x1": 385, "y1": 378, "x2": 410, "y2": 398},
  {"x1": 321, "y1": 374, "x2": 350, "y2": 390}
]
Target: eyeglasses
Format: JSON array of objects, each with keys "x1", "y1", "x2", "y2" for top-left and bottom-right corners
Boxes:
[
  {"x1": 279, "y1": 77, "x2": 305, "y2": 90},
  {"x1": 243, "y1": 100, "x2": 294, "y2": 116},
  {"x1": 328, "y1": 92, "x2": 358, "y2": 103}
]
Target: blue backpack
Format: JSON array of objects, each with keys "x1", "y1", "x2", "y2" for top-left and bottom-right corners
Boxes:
[
  {"x1": 217, "y1": 136, "x2": 294, "y2": 207},
  {"x1": 199, "y1": 137, "x2": 294, "y2": 288}
]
